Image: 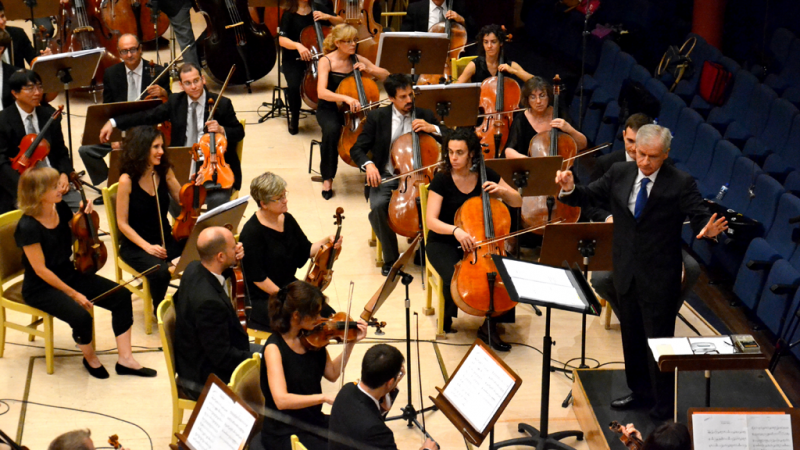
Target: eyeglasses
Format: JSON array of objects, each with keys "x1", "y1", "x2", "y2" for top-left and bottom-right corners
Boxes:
[
  {"x1": 119, "y1": 46, "x2": 141, "y2": 56},
  {"x1": 21, "y1": 84, "x2": 44, "y2": 92},
  {"x1": 181, "y1": 78, "x2": 203, "y2": 88},
  {"x1": 270, "y1": 192, "x2": 288, "y2": 202}
]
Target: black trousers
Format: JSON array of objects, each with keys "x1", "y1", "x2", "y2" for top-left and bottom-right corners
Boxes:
[
  {"x1": 120, "y1": 238, "x2": 185, "y2": 310},
  {"x1": 315, "y1": 106, "x2": 343, "y2": 181},
  {"x1": 24, "y1": 271, "x2": 133, "y2": 345},
  {"x1": 283, "y1": 61, "x2": 305, "y2": 129},
  {"x1": 78, "y1": 143, "x2": 112, "y2": 185},
  {"x1": 368, "y1": 180, "x2": 399, "y2": 263}
]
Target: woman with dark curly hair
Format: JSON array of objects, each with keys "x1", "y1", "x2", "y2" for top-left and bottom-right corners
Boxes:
[
  {"x1": 116, "y1": 125, "x2": 186, "y2": 312},
  {"x1": 259, "y1": 280, "x2": 367, "y2": 450},
  {"x1": 424, "y1": 128, "x2": 521, "y2": 350},
  {"x1": 456, "y1": 24, "x2": 533, "y2": 84}
]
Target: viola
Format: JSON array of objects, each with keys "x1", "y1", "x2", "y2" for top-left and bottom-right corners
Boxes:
[
  {"x1": 336, "y1": 54, "x2": 380, "y2": 167},
  {"x1": 146, "y1": 60, "x2": 173, "y2": 147},
  {"x1": 417, "y1": 0, "x2": 468, "y2": 85},
  {"x1": 300, "y1": 311, "x2": 385, "y2": 351},
  {"x1": 300, "y1": 2, "x2": 332, "y2": 110},
  {"x1": 10, "y1": 105, "x2": 64, "y2": 174},
  {"x1": 522, "y1": 75, "x2": 581, "y2": 231},
  {"x1": 305, "y1": 207, "x2": 345, "y2": 292},
  {"x1": 451, "y1": 148, "x2": 517, "y2": 317},
  {"x1": 609, "y1": 421, "x2": 644, "y2": 450},
  {"x1": 196, "y1": 67, "x2": 236, "y2": 191},
  {"x1": 172, "y1": 147, "x2": 206, "y2": 241},
  {"x1": 387, "y1": 103, "x2": 441, "y2": 238},
  {"x1": 476, "y1": 48, "x2": 521, "y2": 159},
  {"x1": 69, "y1": 173, "x2": 108, "y2": 274},
  {"x1": 334, "y1": 0, "x2": 382, "y2": 63},
  {"x1": 230, "y1": 265, "x2": 248, "y2": 329}
]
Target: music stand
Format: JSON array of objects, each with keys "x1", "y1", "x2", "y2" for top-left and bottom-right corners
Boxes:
[
  {"x1": 492, "y1": 256, "x2": 600, "y2": 450},
  {"x1": 255, "y1": 0, "x2": 288, "y2": 123},
  {"x1": 108, "y1": 146, "x2": 194, "y2": 186},
  {"x1": 414, "y1": 83, "x2": 482, "y2": 127},
  {"x1": 82, "y1": 100, "x2": 162, "y2": 145},
  {"x1": 32, "y1": 49, "x2": 105, "y2": 165},
  {"x1": 376, "y1": 32, "x2": 450, "y2": 80}
]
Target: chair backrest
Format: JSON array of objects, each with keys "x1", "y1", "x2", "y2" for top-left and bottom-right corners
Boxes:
[
  {"x1": 719, "y1": 56, "x2": 741, "y2": 74},
  {"x1": 699, "y1": 139, "x2": 740, "y2": 198},
  {"x1": 761, "y1": 99, "x2": 798, "y2": 151},
  {"x1": 645, "y1": 77, "x2": 669, "y2": 103},
  {"x1": 451, "y1": 56, "x2": 477, "y2": 80},
  {"x1": 158, "y1": 296, "x2": 181, "y2": 399},
  {"x1": 770, "y1": 28, "x2": 796, "y2": 69},
  {"x1": 229, "y1": 353, "x2": 265, "y2": 407},
  {"x1": 0, "y1": 210, "x2": 24, "y2": 290},
  {"x1": 609, "y1": 52, "x2": 636, "y2": 95},
  {"x1": 765, "y1": 193, "x2": 800, "y2": 260},
  {"x1": 657, "y1": 93, "x2": 685, "y2": 132},
  {"x1": 722, "y1": 70, "x2": 759, "y2": 116},
  {"x1": 593, "y1": 40, "x2": 620, "y2": 82},
  {"x1": 725, "y1": 157, "x2": 763, "y2": 212},
  {"x1": 419, "y1": 184, "x2": 431, "y2": 242},
  {"x1": 669, "y1": 107, "x2": 703, "y2": 163},
  {"x1": 291, "y1": 435, "x2": 309, "y2": 450},
  {"x1": 684, "y1": 123, "x2": 722, "y2": 180},
  {"x1": 103, "y1": 183, "x2": 122, "y2": 257},
  {"x1": 629, "y1": 64, "x2": 651, "y2": 86},
  {"x1": 743, "y1": 84, "x2": 779, "y2": 137},
  {"x1": 743, "y1": 174, "x2": 785, "y2": 232},
  {"x1": 757, "y1": 260, "x2": 800, "y2": 335}
]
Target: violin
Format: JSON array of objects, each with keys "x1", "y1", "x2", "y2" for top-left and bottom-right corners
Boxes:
[
  {"x1": 196, "y1": 67, "x2": 236, "y2": 191},
  {"x1": 172, "y1": 147, "x2": 207, "y2": 241},
  {"x1": 230, "y1": 265, "x2": 248, "y2": 329},
  {"x1": 10, "y1": 105, "x2": 64, "y2": 174},
  {"x1": 305, "y1": 207, "x2": 345, "y2": 292},
  {"x1": 300, "y1": 2, "x2": 333, "y2": 110},
  {"x1": 146, "y1": 60, "x2": 173, "y2": 147},
  {"x1": 476, "y1": 39, "x2": 521, "y2": 159},
  {"x1": 108, "y1": 434, "x2": 123, "y2": 449},
  {"x1": 334, "y1": 0, "x2": 382, "y2": 63},
  {"x1": 609, "y1": 421, "x2": 644, "y2": 450},
  {"x1": 300, "y1": 311, "x2": 385, "y2": 351},
  {"x1": 451, "y1": 148, "x2": 517, "y2": 317},
  {"x1": 522, "y1": 75, "x2": 580, "y2": 231},
  {"x1": 417, "y1": 0, "x2": 468, "y2": 85},
  {"x1": 69, "y1": 173, "x2": 108, "y2": 274},
  {"x1": 336, "y1": 54, "x2": 380, "y2": 167},
  {"x1": 387, "y1": 101, "x2": 441, "y2": 238}
]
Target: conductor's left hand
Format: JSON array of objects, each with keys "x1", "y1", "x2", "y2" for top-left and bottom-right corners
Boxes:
[{"x1": 696, "y1": 212, "x2": 728, "y2": 239}]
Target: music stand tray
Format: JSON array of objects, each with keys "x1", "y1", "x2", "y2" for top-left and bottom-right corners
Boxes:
[
  {"x1": 414, "y1": 83, "x2": 481, "y2": 127},
  {"x1": 376, "y1": 32, "x2": 450, "y2": 75},
  {"x1": 4, "y1": 0, "x2": 60, "y2": 20},
  {"x1": 485, "y1": 157, "x2": 565, "y2": 198},
  {"x1": 32, "y1": 49, "x2": 105, "y2": 92},
  {"x1": 82, "y1": 100, "x2": 162, "y2": 145}
]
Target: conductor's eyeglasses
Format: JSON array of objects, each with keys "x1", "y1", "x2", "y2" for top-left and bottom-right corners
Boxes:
[{"x1": 119, "y1": 45, "x2": 141, "y2": 56}]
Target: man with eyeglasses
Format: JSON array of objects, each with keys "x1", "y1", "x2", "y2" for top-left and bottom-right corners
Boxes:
[
  {"x1": 99, "y1": 62, "x2": 245, "y2": 209},
  {"x1": 78, "y1": 34, "x2": 171, "y2": 199}
]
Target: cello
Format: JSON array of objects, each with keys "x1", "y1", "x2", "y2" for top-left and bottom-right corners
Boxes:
[
  {"x1": 305, "y1": 207, "x2": 345, "y2": 292},
  {"x1": 451, "y1": 148, "x2": 517, "y2": 317},
  {"x1": 521, "y1": 75, "x2": 581, "y2": 230},
  {"x1": 195, "y1": 66, "x2": 236, "y2": 191},
  {"x1": 10, "y1": 105, "x2": 64, "y2": 174},
  {"x1": 476, "y1": 46, "x2": 520, "y2": 159},
  {"x1": 334, "y1": 0, "x2": 381, "y2": 63},
  {"x1": 417, "y1": 0, "x2": 468, "y2": 85},
  {"x1": 300, "y1": 2, "x2": 332, "y2": 110},
  {"x1": 336, "y1": 54, "x2": 379, "y2": 167},
  {"x1": 69, "y1": 172, "x2": 108, "y2": 274},
  {"x1": 132, "y1": 0, "x2": 170, "y2": 43}
]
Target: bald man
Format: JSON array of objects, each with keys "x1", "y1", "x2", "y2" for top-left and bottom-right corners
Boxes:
[{"x1": 173, "y1": 226, "x2": 257, "y2": 399}]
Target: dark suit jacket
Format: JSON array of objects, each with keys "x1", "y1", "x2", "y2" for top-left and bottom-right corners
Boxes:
[
  {"x1": 102, "y1": 59, "x2": 172, "y2": 104},
  {"x1": 349, "y1": 105, "x2": 439, "y2": 173},
  {"x1": 160, "y1": 0, "x2": 192, "y2": 17},
  {"x1": 2, "y1": 61, "x2": 15, "y2": 109},
  {"x1": 0, "y1": 103, "x2": 72, "y2": 212},
  {"x1": 114, "y1": 90, "x2": 246, "y2": 190},
  {"x1": 328, "y1": 382, "x2": 398, "y2": 450},
  {"x1": 174, "y1": 261, "x2": 251, "y2": 396},
  {"x1": 6, "y1": 26, "x2": 35, "y2": 69},
  {"x1": 400, "y1": 0, "x2": 473, "y2": 35},
  {"x1": 560, "y1": 162, "x2": 710, "y2": 304}
]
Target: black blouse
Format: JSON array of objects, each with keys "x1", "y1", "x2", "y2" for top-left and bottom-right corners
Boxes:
[
  {"x1": 280, "y1": 2, "x2": 333, "y2": 69},
  {"x1": 15, "y1": 200, "x2": 75, "y2": 295},
  {"x1": 120, "y1": 174, "x2": 176, "y2": 254},
  {"x1": 503, "y1": 108, "x2": 573, "y2": 157},
  {"x1": 471, "y1": 56, "x2": 522, "y2": 85}
]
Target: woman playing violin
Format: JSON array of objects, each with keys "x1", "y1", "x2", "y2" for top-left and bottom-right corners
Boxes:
[
  {"x1": 240, "y1": 172, "x2": 339, "y2": 329},
  {"x1": 14, "y1": 167, "x2": 156, "y2": 379},
  {"x1": 316, "y1": 24, "x2": 389, "y2": 199},
  {"x1": 424, "y1": 128, "x2": 522, "y2": 350},
  {"x1": 116, "y1": 126, "x2": 187, "y2": 314},
  {"x1": 504, "y1": 76, "x2": 587, "y2": 158},
  {"x1": 456, "y1": 24, "x2": 533, "y2": 85},
  {"x1": 260, "y1": 280, "x2": 367, "y2": 450},
  {"x1": 279, "y1": 0, "x2": 342, "y2": 135}
]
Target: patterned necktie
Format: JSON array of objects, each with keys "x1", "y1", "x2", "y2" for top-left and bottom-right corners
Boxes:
[
  {"x1": 127, "y1": 71, "x2": 138, "y2": 101},
  {"x1": 634, "y1": 177, "x2": 650, "y2": 220},
  {"x1": 188, "y1": 101, "x2": 199, "y2": 145},
  {"x1": 25, "y1": 114, "x2": 36, "y2": 135}
]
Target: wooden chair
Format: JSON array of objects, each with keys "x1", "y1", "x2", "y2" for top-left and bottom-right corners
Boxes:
[
  {"x1": 451, "y1": 56, "x2": 478, "y2": 80},
  {"x1": 157, "y1": 296, "x2": 197, "y2": 444},
  {"x1": 228, "y1": 353, "x2": 265, "y2": 436},
  {"x1": 248, "y1": 328, "x2": 271, "y2": 345},
  {"x1": 370, "y1": 229, "x2": 384, "y2": 267},
  {"x1": 290, "y1": 435, "x2": 308, "y2": 450},
  {"x1": 419, "y1": 184, "x2": 447, "y2": 340},
  {"x1": 230, "y1": 119, "x2": 246, "y2": 201}
]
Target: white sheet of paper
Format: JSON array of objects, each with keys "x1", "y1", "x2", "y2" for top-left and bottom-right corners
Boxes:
[
  {"x1": 443, "y1": 345, "x2": 516, "y2": 433},
  {"x1": 747, "y1": 414, "x2": 793, "y2": 450},
  {"x1": 648, "y1": 337, "x2": 693, "y2": 360},
  {"x1": 693, "y1": 413, "x2": 749, "y2": 449},
  {"x1": 502, "y1": 260, "x2": 585, "y2": 309},
  {"x1": 186, "y1": 383, "x2": 253, "y2": 450},
  {"x1": 504, "y1": 259, "x2": 572, "y2": 286}
]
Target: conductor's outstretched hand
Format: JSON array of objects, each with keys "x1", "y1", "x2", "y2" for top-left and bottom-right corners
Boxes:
[
  {"x1": 697, "y1": 213, "x2": 728, "y2": 239},
  {"x1": 555, "y1": 170, "x2": 575, "y2": 192}
]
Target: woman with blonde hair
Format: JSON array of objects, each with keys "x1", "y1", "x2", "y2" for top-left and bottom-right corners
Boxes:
[
  {"x1": 14, "y1": 167, "x2": 155, "y2": 379},
  {"x1": 315, "y1": 23, "x2": 388, "y2": 199}
]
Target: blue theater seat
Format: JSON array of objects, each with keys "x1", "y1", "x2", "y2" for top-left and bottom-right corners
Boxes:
[
  {"x1": 676, "y1": 123, "x2": 721, "y2": 181},
  {"x1": 723, "y1": 84, "x2": 778, "y2": 149},
  {"x1": 740, "y1": 98, "x2": 797, "y2": 164},
  {"x1": 756, "y1": 260, "x2": 800, "y2": 336},
  {"x1": 707, "y1": 71, "x2": 758, "y2": 134},
  {"x1": 761, "y1": 114, "x2": 800, "y2": 180},
  {"x1": 656, "y1": 93, "x2": 686, "y2": 132},
  {"x1": 669, "y1": 108, "x2": 703, "y2": 164}
]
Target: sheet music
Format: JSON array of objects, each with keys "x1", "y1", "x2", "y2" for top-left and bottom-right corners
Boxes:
[
  {"x1": 503, "y1": 259, "x2": 585, "y2": 309},
  {"x1": 198, "y1": 195, "x2": 250, "y2": 223},
  {"x1": 692, "y1": 413, "x2": 793, "y2": 450},
  {"x1": 747, "y1": 414, "x2": 793, "y2": 450},
  {"x1": 32, "y1": 48, "x2": 105, "y2": 63},
  {"x1": 186, "y1": 383, "x2": 255, "y2": 450},
  {"x1": 443, "y1": 345, "x2": 515, "y2": 433}
]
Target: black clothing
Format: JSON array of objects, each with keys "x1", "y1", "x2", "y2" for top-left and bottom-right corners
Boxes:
[
  {"x1": 174, "y1": 261, "x2": 251, "y2": 398},
  {"x1": 469, "y1": 56, "x2": 522, "y2": 84},
  {"x1": 317, "y1": 63, "x2": 351, "y2": 180},
  {"x1": 16, "y1": 201, "x2": 74, "y2": 294},
  {"x1": 400, "y1": 0, "x2": 473, "y2": 36},
  {"x1": 1, "y1": 61, "x2": 14, "y2": 109},
  {"x1": 7, "y1": 26, "x2": 35, "y2": 69},
  {"x1": 328, "y1": 382, "x2": 398, "y2": 450},
  {"x1": 503, "y1": 109, "x2": 572, "y2": 156},
  {"x1": 158, "y1": 0, "x2": 191, "y2": 17},
  {"x1": 317, "y1": 65, "x2": 350, "y2": 111},
  {"x1": 103, "y1": 59, "x2": 172, "y2": 104},
  {"x1": 261, "y1": 333, "x2": 329, "y2": 450}
]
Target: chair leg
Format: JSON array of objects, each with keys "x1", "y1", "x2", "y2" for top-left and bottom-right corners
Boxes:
[
  {"x1": 604, "y1": 302, "x2": 613, "y2": 330},
  {"x1": 171, "y1": 405, "x2": 182, "y2": 445},
  {"x1": 375, "y1": 237, "x2": 384, "y2": 267},
  {"x1": 436, "y1": 279, "x2": 446, "y2": 340},
  {"x1": 0, "y1": 307, "x2": 6, "y2": 358},
  {"x1": 28, "y1": 315, "x2": 38, "y2": 342},
  {"x1": 423, "y1": 267, "x2": 434, "y2": 316},
  {"x1": 44, "y1": 315, "x2": 54, "y2": 375},
  {"x1": 143, "y1": 279, "x2": 154, "y2": 335}
]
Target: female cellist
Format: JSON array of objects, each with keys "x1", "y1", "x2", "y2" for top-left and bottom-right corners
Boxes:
[
  {"x1": 456, "y1": 24, "x2": 533, "y2": 84},
  {"x1": 424, "y1": 128, "x2": 521, "y2": 350},
  {"x1": 278, "y1": 0, "x2": 342, "y2": 134},
  {"x1": 239, "y1": 172, "x2": 340, "y2": 329},
  {"x1": 260, "y1": 280, "x2": 367, "y2": 450},
  {"x1": 14, "y1": 167, "x2": 156, "y2": 379},
  {"x1": 316, "y1": 23, "x2": 388, "y2": 199}
]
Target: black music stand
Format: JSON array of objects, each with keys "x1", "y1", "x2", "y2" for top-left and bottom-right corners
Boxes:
[
  {"x1": 256, "y1": 0, "x2": 288, "y2": 122},
  {"x1": 539, "y1": 222, "x2": 614, "y2": 406},
  {"x1": 376, "y1": 32, "x2": 450, "y2": 81},
  {"x1": 82, "y1": 100, "x2": 162, "y2": 145},
  {"x1": 414, "y1": 83, "x2": 482, "y2": 127}
]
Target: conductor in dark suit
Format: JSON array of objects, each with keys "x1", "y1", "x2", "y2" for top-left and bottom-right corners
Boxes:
[
  {"x1": 556, "y1": 124, "x2": 728, "y2": 419},
  {"x1": 350, "y1": 74, "x2": 440, "y2": 275},
  {"x1": 400, "y1": 0, "x2": 472, "y2": 36},
  {"x1": 329, "y1": 344, "x2": 437, "y2": 450},
  {"x1": 78, "y1": 34, "x2": 171, "y2": 189},
  {"x1": 174, "y1": 226, "x2": 257, "y2": 400},
  {"x1": 100, "y1": 62, "x2": 245, "y2": 209},
  {"x1": 0, "y1": 30, "x2": 17, "y2": 110}
]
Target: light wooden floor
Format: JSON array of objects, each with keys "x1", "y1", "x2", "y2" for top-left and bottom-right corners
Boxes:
[{"x1": 0, "y1": 16, "x2": 719, "y2": 450}]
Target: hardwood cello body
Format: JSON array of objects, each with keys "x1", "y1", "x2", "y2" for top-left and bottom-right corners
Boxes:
[
  {"x1": 476, "y1": 53, "x2": 520, "y2": 159},
  {"x1": 98, "y1": 0, "x2": 138, "y2": 53},
  {"x1": 132, "y1": 0, "x2": 171, "y2": 43},
  {"x1": 300, "y1": 3, "x2": 332, "y2": 110},
  {"x1": 335, "y1": 0, "x2": 382, "y2": 63},
  {"x1": 336, "y1": 54, "x2": 379, "y2": 167}
]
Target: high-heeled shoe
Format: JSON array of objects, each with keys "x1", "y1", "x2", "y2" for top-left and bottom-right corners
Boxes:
[{"x1": 322, "y1": 190, "x2": 333, "y2": 200}]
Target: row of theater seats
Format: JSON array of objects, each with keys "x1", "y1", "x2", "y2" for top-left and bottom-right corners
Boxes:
[{"x1": 570, "y1": 35, "x2": 800, "y2": 360}]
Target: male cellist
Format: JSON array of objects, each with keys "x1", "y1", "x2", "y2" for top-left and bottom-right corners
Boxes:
[
  {"x1": 400, "y1": 0, "x2": 473, "y2": 36},
  {"x1": 99, "y1": 62, "x2": 245, "y2": 209},
  {"x1": 349, "y1": 74, "x2": 440, "y2": 275}
]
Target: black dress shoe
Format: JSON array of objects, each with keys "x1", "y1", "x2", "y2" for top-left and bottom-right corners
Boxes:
[
  {"x1": 477, "y1": 322, "x2": 511, "y2": 352},
  {"x1": 288, "y1": 122, "x2": 299, "y2": 135},
  {"x1": 322, "y1": 190, "x2": 333, "y2": 200},
  {"x1": 93, "y1": 196, "x2": 105, "y2": 206},
  {"x1": 610, "y1": 394, "x2": 653, "y2": 410},
  {"x1": 381, "y1": 260, "x2": 396, "y2": 276},
  {"x1": 115, "y1": 363, "x2": 157, "y2": 377},
  {"x1": 83, "y1": 358, "x2": 109, "y2": 379}
]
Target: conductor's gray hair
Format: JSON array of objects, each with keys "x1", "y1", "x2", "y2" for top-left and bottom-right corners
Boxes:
[{"x1": 635, "y1": 124, "x2": 672, "y2": 154}]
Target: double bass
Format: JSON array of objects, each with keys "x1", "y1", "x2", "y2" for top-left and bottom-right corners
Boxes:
[
  {"x1": 305, "y1": 207, "x2": 345, "y2": 292},
  {"x1": 521, "y1": 75, "x2": 581, "y2": 230},
  {"x1": 300, "y1": 2, "x2": 332, "y2": 109},
  {"x1": 336, "y1": 54, "x2": 379, "y2": 167},
  {"x1": 335, "y1": 0, "x2": 382, "y2": 63},
  {"x1": 11, "y1": 106, "x2": 64, "y2": 174},
  {"x1": 131, "y1": 0, "x2": 170, "y2": 43},
  {"x1": 476, "y1": 47, "x2": 521, "y2": 159},
  {"x1": 417, "y1": 0, "x2": 468, "y2": 85}
]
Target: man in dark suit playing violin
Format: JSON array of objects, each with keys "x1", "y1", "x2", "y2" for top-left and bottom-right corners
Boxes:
[
  {"x1": 99, "y1": 62, "x2": 245, "y2": 209},
  {"x1": 0, "y1": 2, "x2": 37, "y2": 70},
  {"x1": 0, "y1": 69, "x2": 76, "y2": 214},
  {"x1": 350, "y1": 74, "x2": 441, "y2": 275},
  {"x1": 400, "y1": 0, "x2": 473, "y2": 36},
  {"x1": 78, "y1": 34, "x2": 171, "y2": 195},
  {"x1": 173, "y1": 226, "x2": 257, "y2": 400}
]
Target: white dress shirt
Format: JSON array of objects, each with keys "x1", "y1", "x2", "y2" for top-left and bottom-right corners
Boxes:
[
  {"x1": 361, "y1": 105, "x2": 440, "y2": 178},
  {"x1": 127, "y1": 59, "x2": 144, "y2": 99},
  {"x1": 186, "y1": 90, "x2": 207, "y2": 146},
  {"x1": 210, "y1": 270, "x2": 226, "y2": 287},
  {"x1": 357, "y1": 382, "x2": 382, "y2": 412},
  {"x1": 428, "y1": 0, "x2": 448, "y2": 31},
  {"x1": 627, "y1": 168, "x2": 660, "y2": 215}
]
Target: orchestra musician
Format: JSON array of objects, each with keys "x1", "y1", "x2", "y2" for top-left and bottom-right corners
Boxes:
[
  {"x1": 116, "y1": 126, "x2": 186, "y2": 315},
  {"x1": 239, "y1": 172, "x2": 339, "y2": 330},
  {"x1": 328, "y1": 344, "x2": 439, "y2": 450},
  {"x1": 278, "y1": 0, "x2": 342, "y2": 135},
  {"x1": 173, "y1": 226, "x2": 255, "y2": 400},
  {"x1": 555, "y1": 124, "x2": 728, "y2": 420},
  {"x1": 0, "y1": 70, "x2": 78, "y2": 215},
  {"x1": 14, "y1": 167, "x2": 156, "y2": 379},
  {"x1": 259, "y1": 280, "x2": 367, "y2": 450},
  {"x1": 48, "y1": 429, "x2": 132, "y2": 450},
  {"x1": 350, "y1": 73, "x2": 440, "y2": 275},
  {"x1": 455, "y1": 24, "x2": 533, "y2": 85},
  {"x1": 424, "y1": 128, "x2": 522, "y2": 351},
  {"x1": 400, "y1": 0, "x2": 472, "y2": 36},
  {"x1": 0, "y1": 2, "x2": 36, "y2": 69},
  {"x1": 0, "y1": 30, "x2": 16, "y2": 109},
  {"x1": 316, "y1": 23, "x2": 389, "y2": 200},
  {"x1": 99, "y1": 62, "x2": 245, "y2": 209},
  {"x1": 78, "y1": 34, "x2": 171, "y2": 193}
]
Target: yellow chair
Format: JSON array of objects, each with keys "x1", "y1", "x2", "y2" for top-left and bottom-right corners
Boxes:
[
  {"x1": 419, "y1": 184, "x2": 447, "y2": 340},
  {"x1": 228, "y1": 353, "x2": 265, "y2": 437},
  {"x1": 451, "y1": 56, "x2": 478, "y2": 80},
  {"x1": 370, "y1": 229, "x2": 384, "y2": 267},
  {"x1": 290, "y1": 435, "x2": 308, "y2": 450},
  {"x1": 248, "y1": 328, "x2": 271, "y2": 345},
  {"x1": 230, "y1": 119, "x2": 246, "y2": 201},
  {"x1": 158, "y1": 296, "x2": 197, "y2": 444}
]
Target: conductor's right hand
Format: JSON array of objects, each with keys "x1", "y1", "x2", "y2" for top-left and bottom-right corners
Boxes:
[
  {"x1": 454, "y1": 227, "x2": 477, "y2": 253},
  {"x1": 146, "y1": 244, "x2": 168, "y2": 259},
  {"x1": 99, "y1": 121, "x2": 114, "y2": 144},
  {"x1": 420, "y1": 438, "x2": 439, "y2": 450},
  {"x1": 365, "y1": 163, "x2": 381, "y2": 187},
  {"x1": 555, "y1": 169, "x2": 575, "y2": 192}
]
